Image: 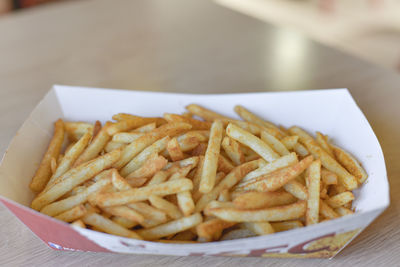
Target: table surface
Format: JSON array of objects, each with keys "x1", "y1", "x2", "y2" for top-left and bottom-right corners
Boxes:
[{"x1": 0, "y1": 0, "x2": 399, "y2": 266}]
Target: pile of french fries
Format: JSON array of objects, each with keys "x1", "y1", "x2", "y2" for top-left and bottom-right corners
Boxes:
[{"x1": 29, "y1": 104, "x2": 367, "y2": 243}]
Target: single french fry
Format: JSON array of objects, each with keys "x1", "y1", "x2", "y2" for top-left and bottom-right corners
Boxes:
[
  {"x1": 261, "y1": 131, "x2": 290, "y2": 156},
  {"x1": 331, "y1": 145, "x2": 368, "y2": 184},
  {"x1": 242, "y1": 222, "x2": 274, "y2": 236},
  {"x1": 112, "y1": 132, "x2": 144, "y2": 143},
  {"x1": 217, "y1": 154, "x2": 235, "y2": 174},
  {"x1": 281, "y1": 136, "x2": 299, "y2": 150},
  {"x1": 289, "y1": 126, "x2": 357, "y2": 190},
  {"x1": 221, "y1": 136, "x2": 245, "y2": 165},
  {"x1": 132, "y1": 122, "x2": 157, "y2": 133},
  {"x1": 191, "y1": 143, "x2": 208, "y2": 156},
  {"x1": 321, "y1": 169, "x2": 338, "y2": 185},
  {"x1": 112, "y1": 113, "x2": 166, "y2": 126},
  {"x1": 176, "y1": 132, "x2": 205, "y2": 152},
  {"x1": 237, "y1": 155, "x2": 313, "y2": 192},
  {"x1": 115, "y1": 122, "x2": 191, "y2": 169},
  {"x1": 55, "y1": 204, "x2": 87, "y2": 222},
  {"x1": 46, "y1": 131, "x2": 92, "y2": 189},
  {"x1": 30, "y1": 119, "x2": 65, "y2": 192},
  {"x1": 40, "y1": 171, "x2": 112, "y2": 216},
  {"x1": 167, "y1": 137, "x2": 185, "y2": 161},
  {"x1": 319, "y1": 200, "x2": 339, "y2": 219},
  {"x1": 218, "y1": 189, "x2": 230, "y2": 202},
  {"x1": 316, "y1": 132, "x2": 334, "y2": 157},
  {"x1": 326, "y1": 192, "x2": 354, "y2": 208},
  {"x1": 50, "y1": 157, "x2": 57, "y2": 174},
  {"x1": 172, "y1": 230, "x2": 197, "y2": 241},
  {"x1": 71, "y1": 219, "x2": 86, "y2": 228},
  {"x1": 271, "y1": 220, "x2": 303, "y2": 232},
  {"x1": 137, "y1": 213, "x2": 203, "y2": 240},
  {"x1": 233, "y1": 191, "x2": 296, "y2": 209},
  {"x1": 283, "y1": 180, "x2": 308, "y2": 200},
  {"x1": 306, "y1": 160, "x2": 321, "y2": 225},
  {"x1": 102, "y1": 206, "x2": 145, "y2": 223},
  {"x1": 196, "y1": 218, "x2": 235, "y2": 240},
  {"x1": 121, "y1": 136, "x2": 170, "y2": 176},
  {"x1": 186, "y1": 104, "x2": 231, "y2": 122},
  {"x1": 95, "y1": 178, "x2": 193, "y2": 207},
  {"x1": 146, "y1": 170, "x2": 169, "y2": 186},
  {"x1": 335, "y1": 206, "x2": 354, "y2": 217},
  {"x1": 126, "y1": 154, "x2": 168, "y2": 179},
  {"x1": 149, "y1": 195, "x2": 183, "y2": 219},
  {"x1": 195, "y1": 160, "x2": 260, "y2": 212},
  {"x1": 209, "y1": 201, "x2": 306, "y2": 222},
  {"x1": 239, "y1": 152, "x2": 298, "y2": 186},
  {"x1": 199, "y1": 120, "x2": 223, "y2": 193},
  {"x1": 111, "y1": 169, "x2": 132, "y2": 191},
  {"x1": 108, "y1": 117, "x2": 164, "y2": 136},
  {"x1": 105, "y1": 141, "x2": 126, "y2": 153},
  {"x1": 164, "y1": 156, "x2": 199, "y2": 170},
  {"x1": 164, "y1": 113, "x2": 211, "y2": 130},
  {"x1": 112, "y1": 216, "x2": 138, "y2": 229},
  {"x1": 220, "y1": 228, "x2": 257, "y2": 240},
  {"x1": 226, "y1": 123, "x2": 279, "y2": 163},
  {"x1": 74, "y1": 122, "x2": 112, "y2": 166},
  {"x1": 32, "y1": 149, "x2": 120, "y2": 211},
  {"x1": 65, "y1": 122, "x2": 93, "y2": 142},
  {"x1": 82, "y1": 213, "x2": 141, "y2": 239},
  {"x1": 221, "y1": 119, "x2": 264, "y2": 136},
  {"x1": 294, "y1": 143, "x2": 309, "y2": 157},
  {"x1": 234, "y1": 105, "x2": 285, "y2": 138},
  {"x1": 92, "y1": 120, "x2": 102, "y2": 139}
]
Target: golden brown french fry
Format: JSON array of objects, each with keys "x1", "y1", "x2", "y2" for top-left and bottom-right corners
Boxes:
[
  {"x1": 196, "y1": 218, "x2": 235, "y2": 240},
  {"x1": 102, "y1": 206, "x2": 145, "y2": 223},
  {"x1": 289, "y1": 126, "x2": 357, "y2": 190},
  {"x1": 226, "y1": 123, "x2": 279, "y2": 162},
  {"x1": 32, "y1": 149, "x2": 120, "y2": 211},
  {"x1": 95, "y1": 178, "x2": 193, "y2": 207},
  {"x1": 326, "y1": 192, "x2": 354, "y2": 208},
  {"x1": 149, "y1": 195, "x2": 183, "y2": 219},
  {"x1": 50, "y1": 157, "x2": 57, "y2": 175},
  {"x1": 55, "y1": 204, "x2": 87, "y2": 222},
  {"x1": 319, "y1": 200, "x2": 339, "y2": 219},
  {"x1": 176, "y1": 132, "x2": 206, "y2": 152},
  {"x1": 104, "y1": 141, "x2": 126, "y2": 153},
  {"x1": 112, "y1": 113, "x2": 166, "y2": 126},
  {"x1": 110, "y1": 169, "x2": 132, "y2": 191},
  {"x1": 294, "y1": 143, "x2": 309, "y2": 157},
  {"x1": 236, "y1": 155, "x2": 313, "y2": 192},
  {"x1": 74, "y1": 122, "x2": 112, "y2": 167},
  {"x1": 131, "y1": 122, "x2": 157, "y2": 133},
  {"x1": 283, "y1": 180, "x2": 308, "y2": 200},
  {"x1": 239, "y1": 152, "x2": 298, "y2": 186},
  {"x1": 91, "y1": 120, "x2": 102, "y2": 140},
  {"x1": 127, "y1": 202, "x2": 168, "y2": 228},
  {"x1": 261, "y1": 131, "x2": 290, "y2": 156},
  {"x1": 195, "y1": 160, "x2": 260, "y2": 212},
  {"x1": 199, "y1": 120, "x2": 223, "y2": 193},
  {"x1": 220, "y1": 228, "x2": 257, "y2": 240},
  {"x1": 335, "y1": 206, "x2": 354, "y2": 217},
  {"x1": 112, "y1": 216, "x2": 138, "y2": 229},
  {"x1": 65, "y1": 122, "x2": 93, "y2": 142},
  {"x1": 164, "y1": 113, "x2": 211, "y2": 130},
  {"x1": 221, "y1": 136, "x2": 245, "y2": 165},
  {"x1": 191, "y1": 143, "x2": 208, "y2": 156},
  {"x1": 321, "y1": 169, "x2": 338, "y2": 185},
  {"x1": 107, "y1": 118, "x2": 159, "y2": 136},
  {"x1": 171, "y1": 230, "x2": 197, "y2": 241},
  {"x1": 46, "y1": 131, "x2": 92, "y2": 189},
  {"x1": 233, "y1": 191, "x2": 296, "y2": 209},
  {"x1": 168, "y1": 166, "x2": 196, "y2": 216},
  {"x1": 70, "y1": 219, "x2": 86, "y2": 228},
  {"x1": 271, "y1": 220, "x2": 303, "y2": 232},
  {"x1": 234, "y1": 105, "x2": 285, "y2": 138},
  {"x1": 242, "y1": 222, "x2": 274, "y2": 236},
  {"x1": 218, "y1": 189, "x2": 230, "y2": 202},
  {"x1": 280, "y1": 136, "x2": 299, "y2": 150},
  {"x1": 30, "y1": 119, "x2": 65, "y2": 192},
  {"x1": 186, "y1": 104, "x2": 231, "y2": 122},
  {"x1": 316, "y1": 132, "x2": 334, "y2": 157},
  {"x1": 164, "y1": 156, "x2": 199, "y2": 170},
  {"x1": 167, "y1": 137, "x2": 185, "y2": 161},
  {"x1": 209, "y1": 201, "x2": 306, "y2": 222},
  {"x1": 331, "y1": 145, "x2": 368, "y2": 184},
  {"x1": 112, "y1": 132, "x2": 144, "y2": 143},
  {"x1": 126, "y1": 154, "x2": 168, "y2": 179},
  {"x1": 82, "y1": 212, "x2": 141, "y2": 239},
  {"x1": 114, "y1": 122, "x2": 191, "y2": 169},
  {"x1": 305, "y1": 160, "x2": 321, "y2": 225},
  {"x1": 146, "y1": 170, "x2": 169, "y2": 186},
  {"x1": 137, "y1": 213, "x2": 203, "y2": 240}
]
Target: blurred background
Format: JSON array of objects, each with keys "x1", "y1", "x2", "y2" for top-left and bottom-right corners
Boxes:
[{"x1": 0, "y1": 0, "x2": 400, "y2": 72}]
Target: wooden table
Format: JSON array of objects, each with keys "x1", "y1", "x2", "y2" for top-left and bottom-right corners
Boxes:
[{"x1": 0, "y1": 0, "x2": 399, "y2": 266}]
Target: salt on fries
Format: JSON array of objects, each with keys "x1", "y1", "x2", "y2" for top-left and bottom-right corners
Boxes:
[{"x1": 30, "y1": 104, "x2": 366, "y2": 242}]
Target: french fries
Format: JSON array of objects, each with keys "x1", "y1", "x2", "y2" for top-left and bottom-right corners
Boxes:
[{"x1": 30, "y1": 103, "x2": 367, "y2": 243}]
